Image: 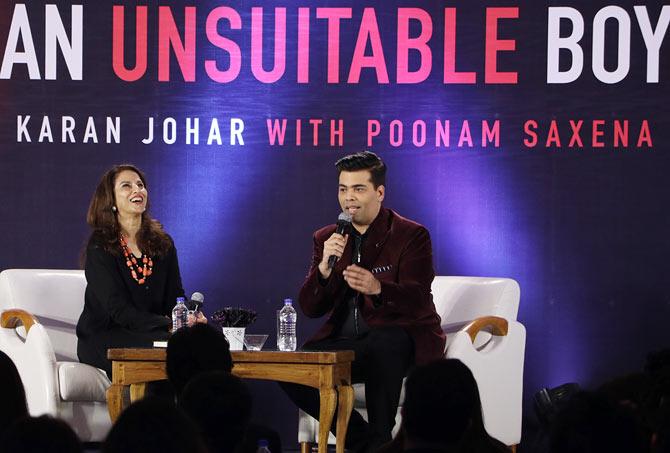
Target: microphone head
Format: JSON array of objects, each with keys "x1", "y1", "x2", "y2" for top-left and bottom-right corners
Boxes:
[
  {"x1": 337, "y1": 212, "x2": 352, "y2": 224},
  {"x1": 335, "y1": 212, "x2": 352, "y2": 236},
  {"x1": 190, "y1": 292, "x2": 205, "y2": 304}
]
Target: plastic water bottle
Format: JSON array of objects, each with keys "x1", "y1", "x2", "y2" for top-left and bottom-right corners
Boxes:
[
  {"x1": 277, "y1": 298, "x2": 297, "y2": 351},
  {"x1": 172, "y1": 297, "x2": 188, "y2": 331},
  {"x1": 256, "y1": 439, "x2": 271, "y2": 453}
]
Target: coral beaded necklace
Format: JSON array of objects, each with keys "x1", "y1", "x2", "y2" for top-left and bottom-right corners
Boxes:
[{"x1": 119, "y1": 235, "x2": 153, "y2": 285}]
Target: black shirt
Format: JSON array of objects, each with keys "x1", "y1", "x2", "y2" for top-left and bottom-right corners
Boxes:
[
  {"x1": 76, "y1": 234, "x2": 185, "y2": 375},
  {"x1": 336, "y1": 227, "x2": 371, "y2": 338}
]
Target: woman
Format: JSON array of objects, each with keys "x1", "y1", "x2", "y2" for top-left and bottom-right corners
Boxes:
[{"x1": 76, "y1": 164, "x2": 202, "y2": 377}]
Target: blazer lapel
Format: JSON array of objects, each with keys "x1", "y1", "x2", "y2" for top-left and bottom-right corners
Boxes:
[{"x1": 359, "y1": 208, "x2": 392, "y2": 270}]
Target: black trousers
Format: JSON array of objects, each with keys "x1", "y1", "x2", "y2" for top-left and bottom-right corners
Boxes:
[
  {"x1": 280, "y1": 326, "x2": 414, "y2": 448},
  {"x1": 77, "y1": 327, "x2": 170, "y2": 378}
]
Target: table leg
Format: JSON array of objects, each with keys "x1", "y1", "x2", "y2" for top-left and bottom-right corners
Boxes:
[
  {"x1": 335, "y1": 384, "x2": 354, "y2": 453},
  {"x1": 318, "y1": 388, "x2": 337, "y2": 453},
  {"x1": 130, "y1": 383, "x2": 147, "y2": 403},
  {"x1": 106, "y1": 383, "x2": 125, "y2": 422}
]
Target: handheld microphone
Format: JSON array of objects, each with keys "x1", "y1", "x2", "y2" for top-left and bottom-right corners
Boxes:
[
  {"x1": 328, "y1": 212, "x2": 352, "y2": 269},
  {"x1": 190, "y1": 292, "x2": 204, "y2": 313}
]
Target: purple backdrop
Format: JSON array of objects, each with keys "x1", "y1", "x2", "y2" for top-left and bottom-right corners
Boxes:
[{"x1": 1, "y1": 0, "x2": 669, "y2": 445}]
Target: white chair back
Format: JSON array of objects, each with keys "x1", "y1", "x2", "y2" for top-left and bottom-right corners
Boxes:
[
  {"x1": 431, "y1": 276, "x2": 520, "y2": 326},
  {"x1": 0, "y1": 269, "x2": 86, "y2": 361}
]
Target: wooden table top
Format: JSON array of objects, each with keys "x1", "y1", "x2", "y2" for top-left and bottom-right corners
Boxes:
[{"x1": 108, "y1": 348, "x2": 355, "y2": 364}]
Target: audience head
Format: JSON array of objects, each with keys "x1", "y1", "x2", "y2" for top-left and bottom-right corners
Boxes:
[
  {"x1": 646, "y1": 350, "x2": 670, "y2": 378},
  {"x1": 166, "y1": 323, "x2": 233, "y2": 396},
  {"x1": 2, "y1": 415, "x2": 82, "y2": 453},
  {"x1": 598, "y1": 373, "x2": 649, "y2": 410},
  {"x1": 0, "y1": 350, "x2": 28, "y2": 439},
  {"x1": 179, "y1": 371, "x2": 252, "y2": 453},
  {"x1": 402, "y1": 358, "x2": 504, "y2": 451},
  {"x1": 644, "y1": 350, "x2": 670, "y2": 453},
  {"x1": 102, "y1": 397, "x2": 207, "y2": 453},
  {"x1": 646, "y1": 350, "x2": 670, "y2": 417},
  {"x1": 652, "y1": 399, "x2": 670, "y2": 453},
  {"x1": 549, "y1": 390, "x2": 648, "y2": 453}
]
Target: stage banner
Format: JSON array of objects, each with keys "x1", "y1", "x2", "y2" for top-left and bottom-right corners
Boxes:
[{"x1": 1, "y1": 0, "x2": 669, "y2": 439}]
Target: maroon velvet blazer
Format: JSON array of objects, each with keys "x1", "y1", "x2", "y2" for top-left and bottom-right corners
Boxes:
[{"x1": 298, "y1": 207, "x2": 446, "y2": 366}]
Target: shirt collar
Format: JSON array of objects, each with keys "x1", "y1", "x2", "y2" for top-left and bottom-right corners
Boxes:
[{"x1": 351, "y1": 206, "x2": 388, "y2": 237}]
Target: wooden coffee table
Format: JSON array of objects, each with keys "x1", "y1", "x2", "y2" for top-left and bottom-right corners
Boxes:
[{"x1": 106, "y1": 348, "x2": 355, "y2": 453}]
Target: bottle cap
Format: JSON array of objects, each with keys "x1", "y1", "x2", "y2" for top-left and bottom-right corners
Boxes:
[
  {"x1": 176, "y1": 297, "x2": 186, "y2": 303},
  {"x1": 284, "y1": 298, "x2": 292, "y2": 305},
  {"x1": 258, "y1": 439, "x2": 269, "y2": 448}
]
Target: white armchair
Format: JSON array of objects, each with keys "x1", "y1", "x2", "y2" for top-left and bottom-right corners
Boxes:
[
  {"x1": 298, "y1": 276, "x2": 526, "y2": 450},
  {"x1": 0, "y1": 269, "x2": 112, "y2": 442}
]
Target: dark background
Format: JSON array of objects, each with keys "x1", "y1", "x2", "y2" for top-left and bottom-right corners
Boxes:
[{"x1": 1, "y1": 0, "x2": 669, "y2": 447}]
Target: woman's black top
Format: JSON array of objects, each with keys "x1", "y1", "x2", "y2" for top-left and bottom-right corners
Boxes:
[{"x1": 76, "y1": 234, "x2": 185, "y2": 376}]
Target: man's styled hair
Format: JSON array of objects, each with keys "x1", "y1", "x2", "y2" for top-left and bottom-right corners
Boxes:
[{"x1": 335, "y1": 151, "x2": 386, "y2": 188}]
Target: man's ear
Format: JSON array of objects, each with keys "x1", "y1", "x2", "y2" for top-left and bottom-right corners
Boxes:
[{"x1": 377, "y1": 185, "x2": 385, "y2": 203}]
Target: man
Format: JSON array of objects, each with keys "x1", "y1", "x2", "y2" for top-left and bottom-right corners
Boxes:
[{"x1": 282, "y1": 151, "x2": 446, "y2": 451}]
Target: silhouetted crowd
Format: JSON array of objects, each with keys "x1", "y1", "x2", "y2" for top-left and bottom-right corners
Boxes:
[{"x1": 1, "y1": 325, "x2": 669, "y2": 453}]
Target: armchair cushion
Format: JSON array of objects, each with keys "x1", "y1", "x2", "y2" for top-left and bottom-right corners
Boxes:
[
  {"x1": 57, "y1": 362, "x2": 110, "y2": 402},
  {"x1": 0, "y1": 269, "x2": 112, "y2": 442}
]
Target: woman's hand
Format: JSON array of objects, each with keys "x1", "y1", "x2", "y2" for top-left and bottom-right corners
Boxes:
[{"x1": 187, "y1": 311, "x2": 208, "y2": 327}]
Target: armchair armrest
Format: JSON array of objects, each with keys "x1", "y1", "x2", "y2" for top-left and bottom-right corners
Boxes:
[
  {"x1": 462, "y1": 316, "x2": 508, "y2": 343},
  {"x1": 1, "y1": 309, "x2": 38, "y2": 333}
]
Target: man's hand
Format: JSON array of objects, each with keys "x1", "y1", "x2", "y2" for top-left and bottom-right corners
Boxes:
[
  {"x1": 343, "y1": 264, "x2": 382, "y2": 295},
  {"x1": 318, "y1": 233, "x2": 349, "y2": 279}
]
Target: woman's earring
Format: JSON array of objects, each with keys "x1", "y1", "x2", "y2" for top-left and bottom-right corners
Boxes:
[{"x1": 112, "y1": 206, "x2": 117, "y2": 212}]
